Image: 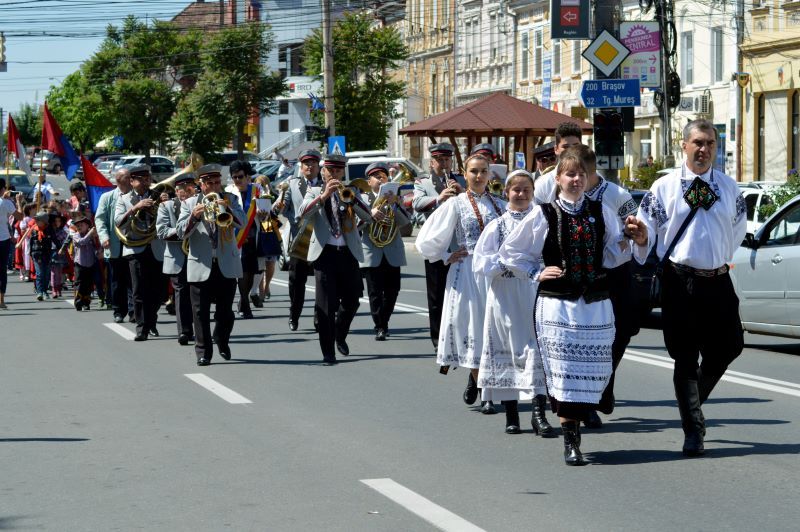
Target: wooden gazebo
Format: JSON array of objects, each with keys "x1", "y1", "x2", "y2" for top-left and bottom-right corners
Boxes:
[{"x1": 400, "y1": 92, "x2": 592, "y2": 171}]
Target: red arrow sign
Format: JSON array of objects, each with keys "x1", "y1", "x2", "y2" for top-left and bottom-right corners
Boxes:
[
  {"x1": 649, "y1": 54, "x2": 657, "y2": 64},
  {"x1": 561, "y1": 7, "x2": 579, "y2": 26}
]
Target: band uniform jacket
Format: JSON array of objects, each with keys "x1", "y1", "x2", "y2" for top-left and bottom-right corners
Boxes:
[
  {"x1": 95, "y1": 188, "x2": 123, "y2": 259},
  {"x1": 359, "y1": 191, "x2": 411, "y2": 268},
  {"x1": 299, "y1": 185, "x2": 373, "y2": 263},
  {"x1": 155, "y1": 198, "x2": 186, "y2": 275},
  {"x1": 114, "y1": 190, "x2": 166, "y2": 259},
  {"x1": 412, "y1": 172, "x2": 467, "y2": 224},
  {"x1": 176, "y1": 192, "x2": 245, "y2": 283}
]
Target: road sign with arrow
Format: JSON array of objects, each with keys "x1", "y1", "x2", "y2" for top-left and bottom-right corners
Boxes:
[
  {"x1": 619, "y1": 21, "x2": 661, "y2": 89},
  {"x1": 551, "y1": 0, "x2": 590, "y2": 40}
]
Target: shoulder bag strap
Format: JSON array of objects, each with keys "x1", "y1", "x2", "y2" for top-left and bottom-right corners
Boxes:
[{"x1": 657, "y1": 205, "x2": 699, "y2": 272}]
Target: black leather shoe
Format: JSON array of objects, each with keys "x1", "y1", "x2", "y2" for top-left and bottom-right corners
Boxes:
[
  {"x1": 288, "y1": 319, "x2": 298, "y2": 331},
  {"x1": 197, "y1": 358, "x2": 210, "y2": 366},
  {"x1": 239, "y1": 310, "x2": 254, "y2": 319},
  {"x1": 562, "y1": 421, "x2": 588, "y2": 466},
  {"x1": 463, "y1": 373, "x2": 478, "y2": 405},
  {"x1": 150, "y1": 327, "x2": 160, "y2": 338},
  {"x1": 505, "y1": 425, "x2": 522, "y2": 434},
  {"x1": 127, "y1": 315, "x2": 136, "y2": 323},
  {"x1": 375, "y1": 328, "x2": 387, "y2": 341},
  {"x1": 114, "y1": 315, "x2": 125, "y2": 323},
  {"x1": 218, "y1": 345, "x2": 231, "y2": 361},
  {"x1": 531, "y1": 395, "x2": 557, "y2": 438},
  {"x1": 134, "y1": 332, "x2": 148, "y2": 342},
  {"x1": 583, "y1": 410, "x2": 603, "y2": 429},
  {"x1": 335, "y1": 339, "x2": 349, "y2": 356},
  {"x1": 322, "y1": 356, "x2": 337, "y2": 366},
  {"x1": 481, "y1": 401, "x2": 496, "y2": 415},
  {"x1": 178, "y1": 334, "x2": 190, "y2": 346},
  {"x1": 250, "y1": 294, "x2": 263, "y2": 308},
  {"x1": 165, "y1": 302, "x2": 175, "y2": 315}
]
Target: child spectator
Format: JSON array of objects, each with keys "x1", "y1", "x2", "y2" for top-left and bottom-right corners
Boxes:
[
  {"x1": 71, "y1": 212, "x2": 99, "y2": 310},
  {"x1": 29, "y1": 211, "x2": 55, "y2": 300},
  {"x1": 50, "y1": 214, "x2": 70, "y2": 298}
]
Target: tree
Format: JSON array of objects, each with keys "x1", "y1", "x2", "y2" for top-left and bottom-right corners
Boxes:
[
  {"x1": 13, "y1": 103, "x2": 42, "y2": 148},
  {"x1": 196, "y1": 22, "x2": 286, "y2": 157},
  {"x1": 303, "y1": 13, "x2": 408, "y2": 151},
  {"x1": 46, "y1": 70, "x2": 112, "y2": 154},
  {"x1": 170, "y1": 73, "x2": 232, "y2": 156},
  {"x1": 83, "y1": 16, "x2": 203, "y2": 157}
]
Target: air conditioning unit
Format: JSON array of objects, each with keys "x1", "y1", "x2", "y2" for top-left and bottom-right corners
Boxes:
[
  {"x1": 679, "y1": 96, "x2": 694, "y2": 112},
  {"x1": 694, "y1": 94, "x2": 711, "y2": 115}
]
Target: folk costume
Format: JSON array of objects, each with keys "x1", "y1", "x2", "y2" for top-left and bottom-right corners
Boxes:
[
  {"x1": 500, "y1": 197, "x2": 629, "y2": 421},
  {"x1": 226, "y1": 176, "x2": 267, "y2": 319},
  {"x1": 416, "y1": 190, "x2": 506, "y2": 372},
  {"x1": 635, "y1": 164, "x2": 747, "y2": 456}
]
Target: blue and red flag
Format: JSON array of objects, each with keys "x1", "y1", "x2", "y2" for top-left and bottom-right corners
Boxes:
[
  {"x1": 41, "y1": 102, "x2": 81, "y2": 180},
  {"x1": 81, "y1": 155, "x2": 115, "y2": 214}
]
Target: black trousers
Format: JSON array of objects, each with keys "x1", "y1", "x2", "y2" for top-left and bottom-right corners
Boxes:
[
  {"x1": 661, "y1": 264, "x2": 744, "y2": 382},
  {"x1": 598, "y1": 261, "x2": 638, "y2": 413},
  {"x1": 288, "y1": 256, "x2": 314, "y2": 322},
  {"x1": 189, "y1": 261, "x2": 237, "y2": 360},
  {"x1": 171, "y1": 267, "x2": 193, "y2": 337},
  {"x1": 128, "y1": 247, "x2": 160, "y2": 335},
  {"x1": 74, "y1": 263, "x2": 96, "y2": 304},
  {"x1": 424, "y1": 259, "x2": 450, "y2": 349},
  {"x1": 108, "y1": 256, "x2": 132, "y2": 319},
  {"x1": 314, "y1": 245, "x2": 362, "y2": 359},
  {"x1": 362, "y1": 256, "x2": 401, "y2": 330}
]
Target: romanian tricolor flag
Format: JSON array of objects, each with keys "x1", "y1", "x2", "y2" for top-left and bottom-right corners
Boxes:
[
  {"x1": 236, "y1": 184, "x2": 261, "y2": 248},
  {"x1": 7, "y1": 114, "x2": 32, "y2": 176},
  {"x1": 41, "y1": 102, "x2": 81, "y2": 180},
  {"x1": 81, "y1": 155, "x2": 114, "y2": 214}
]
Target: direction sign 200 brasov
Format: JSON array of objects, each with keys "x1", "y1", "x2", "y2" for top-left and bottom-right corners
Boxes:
[{"x1": 580, "y1": 79, "x2": 641, "y2": 108}]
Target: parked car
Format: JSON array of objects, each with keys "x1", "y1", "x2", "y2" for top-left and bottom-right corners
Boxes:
[
  {"x1": 116, "y1": 155, "x2": 176, "y2": 182},
  {"x1": 94, "y1": 154, "x2": 125, "y2": 167},
  {"x1": 95, "y1": 161, "x2": 116, "y2": 180},
  {"x1": 31, "y1": 150, "x2": 63, "y2": 174},
  {"x1": 740, "y1": 187, "x2": 775, "y2": 234},
  {"x1": 3, "y1": 170, "x2": 35, "y2": 201},
  {"x1": 730, "y1": 194, "x2": 800, "y2": 339}
]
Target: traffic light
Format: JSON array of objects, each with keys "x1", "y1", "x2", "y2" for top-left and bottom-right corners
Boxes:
[
  {"x1": 0, "y1": 32, "x2": 6, "y2": 63},
  {"x1": 593, "y1": 108, "x2": 624, "y2": 158}
]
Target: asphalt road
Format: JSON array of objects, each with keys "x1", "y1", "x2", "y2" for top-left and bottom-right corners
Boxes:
[{"x1": 2, "y1": 235, "x2": 800, "y2": 530}]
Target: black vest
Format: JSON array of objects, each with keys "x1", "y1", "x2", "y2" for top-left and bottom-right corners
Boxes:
[{"x1": 538, "y1": 199, "x2": 609, "y2": 302}]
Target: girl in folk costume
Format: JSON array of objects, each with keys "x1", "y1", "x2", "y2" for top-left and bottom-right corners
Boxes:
[
  {"x1": 473, "y1": 170, "x2": 555, "y2": 437},
  {"x1": 15, "y1": 204, "x2": 36, "y2": 282},
  {"x1": 71, "y1": 212, "x2": 100, "y2": 311},
  {"x1": 50, "y1": 214, "x2": 70, "y2": 298},
  {"x1": 499, "y1": 152, "x2": 647, "y2": 465},
  {"x1": 416, "y1": 153, "x2": 506, "y2": 413}
]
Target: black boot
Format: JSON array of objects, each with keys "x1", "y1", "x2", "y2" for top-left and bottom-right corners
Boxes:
[
  {"x1": 674, "y1": 378, "x2": 706, "y2": 457},
  {"x1": 502, "y1": 400, "x2": 521, "y2": 434},
  {"x1": 698, "y1": 369, "x2": 723, "y2": 405},
  {"x1": 531, "y1": 395, "x2": 557, "y2": 438},
  {"x1": 561, "y1": 421, "x2": 587, "y2": 466},
  {"x1": 463, "y1": 372, "x2": 478, "y2": 405},
  {"x1": 480, "y1": 400, "x2": 496, "y2": 414}
]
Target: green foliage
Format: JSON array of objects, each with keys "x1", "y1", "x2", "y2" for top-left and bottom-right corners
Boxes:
[
  {"x1": 170, "y1": 74, "x2": 231, "y2": 156},
  {"x1": 624, "y1": 159, "x2": 665, "y2": 191},
  {"x1": 13, "y1": 103, "x2": 42, "y2": 148},
  {"x1": 46, "y1": 70, "x2": 112, "y2": 153},
  {"x1": 759, "y1": 170, "x2": 800, "y2": 218},
  {"x1": 303, "y1": 13, "x2": 408, "y2": 151}
]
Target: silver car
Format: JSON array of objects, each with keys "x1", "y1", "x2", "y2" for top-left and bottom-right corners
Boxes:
[{"x1": 730, "y1": 194, "x2": 800, "y2": 338}]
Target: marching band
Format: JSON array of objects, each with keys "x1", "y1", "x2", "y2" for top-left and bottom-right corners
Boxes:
[{"x1": 16, "y1": 118, "x2": 745, "y2": 465}]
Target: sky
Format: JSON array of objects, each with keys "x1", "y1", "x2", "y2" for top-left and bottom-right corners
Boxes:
[{"x1": 0, "y1": 0, "x2": 192, "y2": 118}]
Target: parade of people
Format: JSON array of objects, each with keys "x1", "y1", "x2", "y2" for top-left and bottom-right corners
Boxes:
[{"x1": 2, "y1": 3, "x2": 794, "y2": 524}]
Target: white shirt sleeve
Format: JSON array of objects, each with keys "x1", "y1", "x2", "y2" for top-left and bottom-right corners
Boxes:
[
  {"x1": 601, "y1": 203, "x2": 632, "y2": 268},
  {"x1": 498, "y1": 206, "x2": 549, "y2": 280},
  {"x1": 472, "y1": 217, "x2": 503, "y2": 279},
  {"x1": 415, "y1": 196, "x2": 458, "y2": 263}
]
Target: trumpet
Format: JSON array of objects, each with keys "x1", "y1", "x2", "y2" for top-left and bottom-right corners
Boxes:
[
  {"x1": 202, "y1": 192, "x2": 233, "y2": 228},
  {"x1": 336, "y1": 178, "x2": 370, "y2": 204}
]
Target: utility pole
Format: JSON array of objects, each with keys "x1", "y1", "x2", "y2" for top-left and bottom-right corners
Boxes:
[
  {"x1": 735, "y1": 0, "x2": 744, "y2": 182},
  {"x1": 655, "y1": 0, "x2": 675, "y2": 168},
  {"x1": 322, "y1": 0, "x2": 336, "y2": 137},
  {"x1": 219, "y1": 0, "x2": 225, "y2": 28},
  {"x1": 593, "y1": 0, "x2": 622, "y2": 184}
]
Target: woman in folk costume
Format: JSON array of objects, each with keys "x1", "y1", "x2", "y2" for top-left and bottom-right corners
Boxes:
[
  {"x1": 499, "y1": 152, "x2": 647, "y2": 465},
  {"x1": 473, "y1": 170, "x2": 555, "y2": 437},
  {"x1": 416, "y1": 153, "x2": 506, "y2": 413},
  {"x1": 225, "y1": 160, "x2": 268, "y2": 319}
]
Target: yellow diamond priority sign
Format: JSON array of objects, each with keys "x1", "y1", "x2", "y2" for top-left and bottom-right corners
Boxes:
[{"x1": 582, "y1": 30, "x2": 630, "y2": 77}]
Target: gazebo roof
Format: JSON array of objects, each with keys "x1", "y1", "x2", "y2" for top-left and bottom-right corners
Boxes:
[{"x1": 400, "y1": 91, "x2": 592, "y2": 137}]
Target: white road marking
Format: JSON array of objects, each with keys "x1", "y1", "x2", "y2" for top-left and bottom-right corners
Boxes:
[
  {"x1": 184, "y1": 373, "x2": 252, "y2": 404},
  {"x1": 271, "y1": 279, "x2": 430, "y2": 316},
  {"x1": 103, "y1": 322, "x2": 136, "y2": 341},
  {"x1": 361, "y1": 478, "x2": 486, "y2": 532},
  {"x1": 625, "y1": 349, "x2": 800, "y2": 398}
]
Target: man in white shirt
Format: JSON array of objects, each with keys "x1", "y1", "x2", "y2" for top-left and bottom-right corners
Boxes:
[
  {"x1": 0, "y1": 180, "x2": 24, "y2": 309},
  {"x1": 32, "y1": 179, "x2": 57, "y2": 204},
  {"x1": 634, "y1": 119, "x2": 747, "y2": 457}
]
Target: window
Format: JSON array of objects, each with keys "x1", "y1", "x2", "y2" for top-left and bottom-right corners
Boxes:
[
  {"x1": 279, "y1": 119, "x2": 289, "y2": 133},
  {"x1": 432, "y1": 0, "x2": 438, "y2": 28},
  {"x1": 572, "y1": 41, "x2": 582, "y2": 74},
  {"x1": 552, "y1": 40, "x2": 561, "y2": 77},
  {"x1": 681, "y1": 31, "x2": 693, "y2": 85},
  {"x1": 490, "y1": 14, "x2": 497, "y2": 61},
  {"x1": 465, "y1": 19, "x2": 472, "y2": 67},
  {"x1": 758, "y1": 94, "x2": 765, "y2": 179},
  {"x1": 766, "y1": 203, "x2": 800, "y2": 246},
  {"x1": 431, "y1": 71, "x2": 438, "y2": 115},
  {"x1": 711, "y1": 27, "x2": 724, "y2": 83},
  {"x1": 521, "y1": 31, "x2": 529, "y2": 81},
  {"x1": 534, "y1": 28, "x2": 543, "y2": 79},
  {"x1": 640, "y1": 130, "x2": 652, "y2": 160},
  {"x1": 279, "y1": 101, "x2": 289, "y2": 115}
]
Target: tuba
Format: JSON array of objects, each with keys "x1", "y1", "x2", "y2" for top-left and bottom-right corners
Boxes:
[{"x1": 368, "y1": 194, "x2": 399, "y2": 248}]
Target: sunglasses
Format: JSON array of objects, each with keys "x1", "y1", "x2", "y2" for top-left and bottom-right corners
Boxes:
[{"x1": 232, "y1": 174, "x2": 248, "y2": 180}]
